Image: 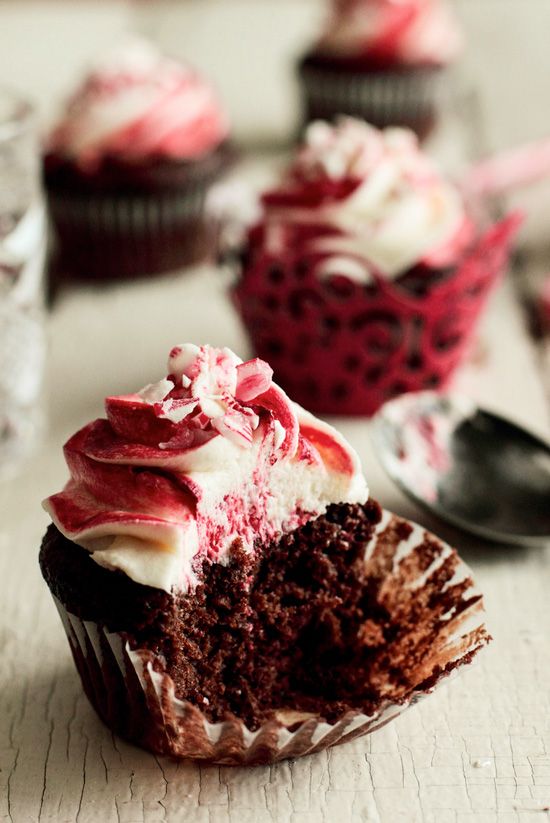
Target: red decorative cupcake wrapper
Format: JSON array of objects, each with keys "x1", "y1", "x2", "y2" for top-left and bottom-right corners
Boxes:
[
  {"x1": 233, "y1": 214, "x2": 521, "y2": 417},
  {"x1": 49, "y1": 510, "x2": 489, "y2": 765}
]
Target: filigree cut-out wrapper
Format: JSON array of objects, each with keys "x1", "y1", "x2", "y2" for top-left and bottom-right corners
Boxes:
[
  {"x1": 51, "y1": 509, "x2": 489, "y2": 765},
  {"x1": 233, "y1": 214, "x2": 521, "y2": 417}
]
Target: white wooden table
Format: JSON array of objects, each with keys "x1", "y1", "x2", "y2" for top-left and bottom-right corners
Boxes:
[{"x1": 1, "y1": 147, "x2": 550, "y2": 822}]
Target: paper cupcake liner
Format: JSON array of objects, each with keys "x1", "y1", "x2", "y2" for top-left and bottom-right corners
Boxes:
[
  {"x1": 48, "y1": 182, "x2": 215, "y2": 284},
  {"x1": 298, "y1": 61, "x2": 445, "y2": 138},
  {"x1": 50, "y1": 509, "x2": 489, "y2": 765},
  {"x1": 233, "y1": 214, "x2": 521, "y2": 417}
]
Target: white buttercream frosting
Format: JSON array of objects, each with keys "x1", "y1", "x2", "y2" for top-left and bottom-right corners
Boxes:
[
  {"x1": 261, "y1": 119, "x2": 473, "y2": 280},
  {"x1": 44, "y1": 344, "x2": 368, "y2": 593},
  {"x1": 47, "y1": 37, "x2": 229, "y2": 167}
]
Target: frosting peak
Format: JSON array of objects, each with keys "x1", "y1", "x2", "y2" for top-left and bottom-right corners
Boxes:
[
  {"x1": 138, "y1": 344, "x2": 274, "y2": 449},
  {"x1": 317, "y1": 0, "x2": 463, "y2": 66},
  {"x1": 291, "y1": 118, "x2": 426, "y2": 183},
  {"x1": 259, "y1": 118, "x2": 474, "y2": 280},
  {"x1": 44, "y1": 344, "x2": 367, "y2": 593},
  {"x1": 48, "y1": 37, "x2": 229, "y2": 168}
]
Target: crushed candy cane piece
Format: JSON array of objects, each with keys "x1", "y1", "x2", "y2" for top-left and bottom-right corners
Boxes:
[
  {"x1": 139, "y1": 344, "x2": 277, "y2": 449},
  {"x1": 168, "y1": 343, "x2": 200, "y2": 382},
  {"x1": 138, "y1": 378, "x2": 174, "y2": 404},
  {"x1": 236, "y1": 358, "x2": 274, "y2": 403}
]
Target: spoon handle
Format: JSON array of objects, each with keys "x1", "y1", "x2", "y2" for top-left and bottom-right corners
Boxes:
[{"x1": 462, "y1": 137, "x2": 550, "y2": 198}]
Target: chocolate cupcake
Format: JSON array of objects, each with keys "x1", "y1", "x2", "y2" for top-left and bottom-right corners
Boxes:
[
  {"x1": 44, "y1": 38, "x2": 231, "y2": 287},
  {"x1": 232, "y1": 118, "x2": 521, "y2": 416},
  {"x1": 298, "y1": 0, "x2": 463, "y2": 139},
  {"x1": 40, "y1": 342, "x2": 489, "y2": 763}
]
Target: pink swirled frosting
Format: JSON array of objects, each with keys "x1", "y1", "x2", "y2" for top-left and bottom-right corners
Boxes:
[
  {"x1": 317, "y1": 0, "x2": 463, "y2": 65},
  {"x1": 47, "y1": 38, "x2": 229, "y2": 168},
  {"x1": 44, "y1": 344, "x2": 368, "y2": 593},
  {"x1": 257, "y1": 118, "x2": 475, "y2": 280}
]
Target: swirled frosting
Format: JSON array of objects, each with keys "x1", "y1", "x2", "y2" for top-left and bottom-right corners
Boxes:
[
  {"x1": 257, "y1": 118, "x2": 474, "y2": 280},
  {"x1": 317, "y1": 0, "x2": 462, "y2": 65},
  {"x1": 44, "y1": 344, "x2": 368, "y2": 593},
  {"x1": 47, "y1": 38, "x2": 229, "y2": 169}
]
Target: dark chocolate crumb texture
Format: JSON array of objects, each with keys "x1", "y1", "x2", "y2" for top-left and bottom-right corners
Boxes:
[{"x1": 40, "y1": 499, "x2": 486, "y2": 732}]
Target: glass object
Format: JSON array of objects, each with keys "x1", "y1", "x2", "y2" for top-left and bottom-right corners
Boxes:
[{"x1": 0, "y1": 88, "x2": 46, "y2": 476}]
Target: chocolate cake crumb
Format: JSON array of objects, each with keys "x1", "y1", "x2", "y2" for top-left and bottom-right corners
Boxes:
[{"x1": 40, "y1": 499, "x2": 480, "y2": 731}]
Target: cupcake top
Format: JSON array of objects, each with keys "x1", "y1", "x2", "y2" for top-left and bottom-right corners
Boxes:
[
  {"x1": 316, "y1": 0, "x2": 463, "y2": 66},
  {"x1": 43, "y1": 343, "x2": 368, "y2": 593},
  {"x1": 47, "y1": 37, "x2": 229, "y2": 170},
  {"x1": 255, "y1": 118, "x2": 474, "y2": 281}
]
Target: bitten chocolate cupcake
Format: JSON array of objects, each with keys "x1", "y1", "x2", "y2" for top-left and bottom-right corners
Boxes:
[
  {"x1": 233, "y1": 118, "x2": 521, "y2": 416},
  {"x1": 298, "y1": 0, "x2": 463, "y2": 139},
  {"x1": 40, "y1": 342, "x2": 489, "y2": 764},
  {"x1": 44, "y1": 38, "x2": 231, "y2": 286}
]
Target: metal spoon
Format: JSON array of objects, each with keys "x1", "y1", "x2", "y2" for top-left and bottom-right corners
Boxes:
[{"x1": 370, "y1": 392, "x2": 550, "y2": 546}]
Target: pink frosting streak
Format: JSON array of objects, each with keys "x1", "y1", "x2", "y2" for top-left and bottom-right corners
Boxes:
[
  {"x1": 43, "y1": 344, "x2": 365, "y2": 593},
  {"x1": 318, "y1": 0, "x2": 463, "y2": 66},
  {"x1": 48, "y1": 39, "x2": 229, "y2": 168}
]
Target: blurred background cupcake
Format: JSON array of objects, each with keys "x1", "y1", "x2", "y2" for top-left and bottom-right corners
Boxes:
[
  {"x1": 44, "y1": 36, "x2": 231, "y2": 289},
  {"x1": 232, "y1": 118, "x2": 521, "y2": 416},
  {"x1": 297, "y1": 0, "x2": 463, "y2": 140}
]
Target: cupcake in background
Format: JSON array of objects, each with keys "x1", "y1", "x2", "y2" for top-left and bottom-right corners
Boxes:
[
  {"x1": 298, "y1": 0, "x2": 463, "y2": 139},
  {"x1": 232, "y1": 118, "x2": 521, "y2": 416},
  {"x1": 44, "y1": 37, "x2": 231, "y2": 286}
]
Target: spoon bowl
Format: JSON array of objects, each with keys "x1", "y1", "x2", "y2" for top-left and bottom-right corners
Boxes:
[{"x1": 371, "y1": 392, "x2": 550, "y2": 546}]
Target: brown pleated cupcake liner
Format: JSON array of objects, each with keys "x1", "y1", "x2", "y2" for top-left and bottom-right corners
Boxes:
[
  {"x1": 51, "y1": 509, "x2": 489, "y2": 765},
  {"x1": 298, "y1": 63, "x2": 446, "y2": 138},
  {"x1": 47, "y1": 182, "x2": 215, "y2": 285}
]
